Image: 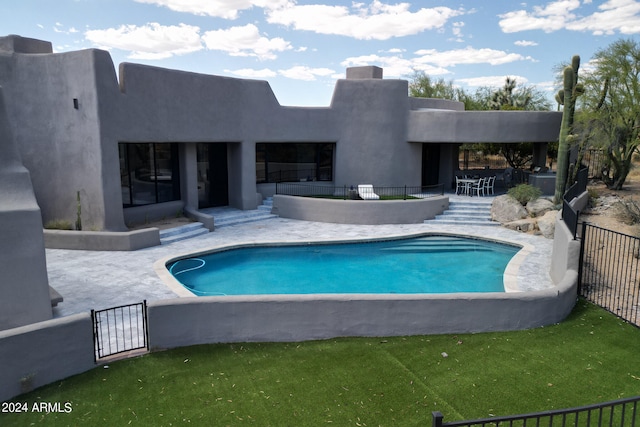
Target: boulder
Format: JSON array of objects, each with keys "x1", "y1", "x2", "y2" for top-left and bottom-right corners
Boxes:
[
  {"x1": 503, "y1": 219, "x2": 537, "y2": 233},
  {"x1": 491, "y1": 195, "x2": 528, "y2": 223},
  {"x1": 536, "y1": 210, "x2": 558, "y2": 239},
  {"x1": 526, "y1": 198, "x2": 555, "y2": 218}
]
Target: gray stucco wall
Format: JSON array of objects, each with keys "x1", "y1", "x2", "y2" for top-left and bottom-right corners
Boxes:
[
  {"x1": 272, "y1": 194, "x2": 449, "y2": 224},
  {"x1": 0, "y1": 313, "x2": 94, "y2": 401},
  {"x1": 0, "y1": 86, "x2": 51, "y2": 330},
  {"x1": 146, "y1": 279, "x2": 577, "y2": 351},
  {"x1": 407, "y1": 110, "x2": 562, "y2": 143},
  {"x1": 0, "y1": 47, "x2": 124, "y2": 231}
]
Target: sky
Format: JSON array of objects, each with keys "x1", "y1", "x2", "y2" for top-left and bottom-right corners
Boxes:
[{"x1": 2, "y1": 0, "x2": 640, "y2": 106}]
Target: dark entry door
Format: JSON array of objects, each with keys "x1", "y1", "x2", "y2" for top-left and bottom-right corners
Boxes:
[
  {"x1": 422, "y1": 144, "x2": 440, "y2": 186},
  {"x1": 197, "y1": 143, "x2": 229, "y2": 208}
]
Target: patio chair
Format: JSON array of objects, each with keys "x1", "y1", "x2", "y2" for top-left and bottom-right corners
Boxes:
[
  {"x1": 483, "y1": 176, "x2": 496, "y2": 195},
  {"x1": 357, "y1": 184, "x2": 380, "y2": 200},
  {"x1": 471, "y1": 178, "x2": 485, "y2": 197},
  {"x1": 455, "y1": 176, "x2": 466, "y2": 195}
]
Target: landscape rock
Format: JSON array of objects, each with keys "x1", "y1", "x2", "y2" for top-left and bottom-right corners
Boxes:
[
  {"x1": 526, "y1": 198, "x2": 555, "y2": 218},
  {"x1": 536, "y1": 210, "x2": 558, "y2": 239},
  {"x1": 503, "y1": 219, "x2": 536, "y2": 233},
  {"x1": 491, "y1": 195, "x2": 528, "y2": 223}
]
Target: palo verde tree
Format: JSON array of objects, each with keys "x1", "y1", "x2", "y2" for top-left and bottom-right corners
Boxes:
[{"x1": 578, "y1": 39, "x2": 640, "y2": 190}]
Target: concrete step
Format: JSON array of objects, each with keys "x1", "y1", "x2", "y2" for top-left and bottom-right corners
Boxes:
[
  {"x1": 160, "y1": 223, "x2": 209, "y2": 244},
  {"x1": 430, "y1": 218, "x2": 500, "y2": 226},
  {"x1": 427, "y1": 196, "x2": 496, "y2": 226},
  {"x1": 439, "y1": 210, "x2": 490, "y2": 218},
  {"x1": 214, "y1": 211, "x2": 278, "y2": 228}
]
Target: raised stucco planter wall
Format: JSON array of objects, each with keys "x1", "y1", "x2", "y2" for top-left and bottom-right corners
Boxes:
[
  {"x1": 0, "y1": 313, "x2": 94, "y2": 402},
  {"x1": 44, "y1": 228, "x2": 160, "y2": 251},
  {"x1": 272, "y1": 195, "x2": 449, "y2": 224}
]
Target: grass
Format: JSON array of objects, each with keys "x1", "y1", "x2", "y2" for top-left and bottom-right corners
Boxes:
[{"x1": 2, "y1": 300, "x2": 640, "y2": 426}]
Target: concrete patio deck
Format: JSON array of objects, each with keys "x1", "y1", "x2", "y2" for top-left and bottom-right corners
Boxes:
[{"x1": 48, "y1": 194, "x2": 554, "y2": 319}]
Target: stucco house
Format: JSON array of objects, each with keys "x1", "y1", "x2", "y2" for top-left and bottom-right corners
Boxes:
[
  {"x1": 0, "y1": 34, "x2": 562, "y2": 330},
  {"x1": 0, "y1": 34, "x2": 561, "y2": 233}
]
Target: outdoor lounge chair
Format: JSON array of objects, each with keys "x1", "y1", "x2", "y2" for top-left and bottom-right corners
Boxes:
[{"x1": 357, "y1": 184, "x2": 380, "y2": 200}]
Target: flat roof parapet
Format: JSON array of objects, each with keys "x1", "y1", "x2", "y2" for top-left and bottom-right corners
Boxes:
[
  {"x1": 346, "y1": 66, "x2": 383, "y2": 79},
  {"x1": 0, "y1": 35, "x2": 53, "y2": 54}
]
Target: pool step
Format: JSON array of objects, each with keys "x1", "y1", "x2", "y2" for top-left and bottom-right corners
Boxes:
[
  {"x1": 160, "y1": 222, "x2": 209, "y2": 245},
  {"x1": 428, "y1": 199, "x2": 499, "y2": 226}
]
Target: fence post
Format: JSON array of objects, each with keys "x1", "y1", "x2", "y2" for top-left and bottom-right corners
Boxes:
[
  {"x1": 91, "y1": 309, "x2": 98, "y2": 364},
  {"x1": 577, "y1": 221, "x2": 588, "y2": 295},
  {"x1": 432, "y1": 411, "x2": 444, "y2": 427},
  {"x1": 404, "y1": 185, "x2": 407, "y2": 200}
]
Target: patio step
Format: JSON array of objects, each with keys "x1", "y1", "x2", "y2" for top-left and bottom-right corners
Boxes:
[
  {"x1": 427, "y1": 198, "x2": 499, "y2": 226},
  {"x1": 160, "y1": 222, "x2": 209, "y2": 245},
  {"x1": 214, "y1": 198, "x2": 277, "y2": 228}
]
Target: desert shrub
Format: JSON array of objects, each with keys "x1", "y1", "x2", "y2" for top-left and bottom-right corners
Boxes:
[
  {"x1": 615, "y1": 198, "x2": 640, "y2": 225},
  {"x1": 44, "y1": 219, "x2": 73, "y2": 230},
  {"x1": 507, "y1": 184, "x2": 541, "y2": 206}
]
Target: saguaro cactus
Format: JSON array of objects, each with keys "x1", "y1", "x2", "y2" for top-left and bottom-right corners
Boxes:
[{"x1": 554, "y1": 55, "x2": 582, "y2": 205}]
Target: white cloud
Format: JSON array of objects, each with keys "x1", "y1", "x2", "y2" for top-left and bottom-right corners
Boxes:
[
  {"x1": 457, "y1": 75, "x2": 529, "y2": 88},
  {"x1": 514, "y1": 40, "x2": 538, "y2": 46},
  {"x1": 567, "y1": 0, "x2": 640, "y2": 35},
  {"x1": 134, "y1": 0, "x2": 251, "y2": 19},
  {"x1": 133, "y1": 0, "x2": 292, "y2": 19},
  {"x1": 225, "y1": 68, "x2": 278, "y2": 78},
  {"x1": 85, "y1": 23, "x2": 203, "y2": 60},
  {"x1": 278, "y1": 66, "x2": 335, "y2": 81},
  {"x1": 202, "y1": 24, "x2": 292, "y2": 60},
  {"x1": 341, "y1": 54, "x2": 450, "y2": 77},
  {"x1": 499, "y1": 0, "x2": 640, "y2": 34},
  {"x1": 266, "y1": 1, "x2": 465, "y2": 40},
  {"x1": 413, "y1": 47, "x2": 533, "y2": 67}
]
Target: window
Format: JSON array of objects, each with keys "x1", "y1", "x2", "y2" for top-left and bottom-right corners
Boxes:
[
  {"x1": 119, "y1": 143, "x2": 181, "y2": 207},
  {"x1": 256, "y1": 143, "x2": 334, "y2": 183}
]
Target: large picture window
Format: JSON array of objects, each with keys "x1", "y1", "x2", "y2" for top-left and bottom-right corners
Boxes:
[
  {"x1": 119, "y1": 143, "x2": 181, "y2": 207},
  {"x1": 256, "y1": 143, "x2": 334, "y2": 183}
]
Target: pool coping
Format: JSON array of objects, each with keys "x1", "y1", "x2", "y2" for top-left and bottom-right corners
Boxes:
[{"x1": 153, "y1": 231, "x2": 538, "y2": 298}]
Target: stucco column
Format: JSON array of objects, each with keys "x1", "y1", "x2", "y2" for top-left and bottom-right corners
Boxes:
[
  {"x1": 0, "y1": 87, "x2": 52, "y2": 330},
  {"x1": 180, "y1": 143, "x2": 198, "y2": 210}
]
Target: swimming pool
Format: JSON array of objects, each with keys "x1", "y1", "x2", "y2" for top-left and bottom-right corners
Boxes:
[{"x1": 167, "y1": 236, "x2": 519, "y2": 296}]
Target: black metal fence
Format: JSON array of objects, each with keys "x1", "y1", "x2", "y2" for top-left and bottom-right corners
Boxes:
[
  {"x1": 92, "y1": 301, "x2": 149, "y2": 362},
  {"x1": 562, "y1": 165, "x2": 589, "y2": 239},
  {"x1": 583, "y1": 149, "x2": 605, "y2": 179},
  {"x1": 579, "y1": 223, "x2": 640, "y2": 326},
  {"x1": 433, "y1": 396, "x2": 640, "y2": 427},
  {"x1": 275, "y1": 183, "x2": 444, "y2": 199}
]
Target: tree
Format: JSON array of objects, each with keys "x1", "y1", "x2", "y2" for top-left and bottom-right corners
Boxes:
[
  {"x1": 577, "y1": 39, "x2": 640, "y2": 190},
  {"x1": 488, "y1": 77, "x2": 552, "y2": 111}
]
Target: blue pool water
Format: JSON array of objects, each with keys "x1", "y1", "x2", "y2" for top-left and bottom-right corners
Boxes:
[{"x1": 167, "y1": 236, "x2": 519, "y2": 296}]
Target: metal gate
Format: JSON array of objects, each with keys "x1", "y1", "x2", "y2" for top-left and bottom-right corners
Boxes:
[
  {"x1": 579, "y1": 223, "x2": 640, "y2": 326},
  {"x1": 91, "y1": 301, "x2": 149, "y2": 362}
]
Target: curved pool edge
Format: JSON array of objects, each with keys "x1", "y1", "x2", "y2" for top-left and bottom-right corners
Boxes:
[{"x1": 153, "y1": 231, "x2": 532, "y2": 298}]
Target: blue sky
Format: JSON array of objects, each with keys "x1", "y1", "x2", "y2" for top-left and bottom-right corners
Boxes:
[{"x1": 2, "y1": 0, "x2": 640, "y2": 106}]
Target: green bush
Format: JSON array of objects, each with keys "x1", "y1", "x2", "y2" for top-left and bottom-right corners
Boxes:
[{"x1": 507, "y1": 184, "x2": 541, "y2": 205}]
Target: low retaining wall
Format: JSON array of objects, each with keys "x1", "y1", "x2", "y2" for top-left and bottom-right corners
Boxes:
[
  {"x1": 272, "y1": 195, "x2": 449, "y2": 224},
  {"x1": 147, "y1": 278, "x2": 577, "y2": 350},
  {"x1": 0, "y1": 313, "x2": 94, "y2": 402},
  {"x1": 44, "y1": 227, "x2": 160, "y2": 251}
]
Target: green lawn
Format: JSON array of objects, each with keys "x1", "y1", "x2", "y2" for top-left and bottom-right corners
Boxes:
[{"x1": 2, "y1": 299, "x2": 640, "y2": 426}]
